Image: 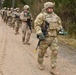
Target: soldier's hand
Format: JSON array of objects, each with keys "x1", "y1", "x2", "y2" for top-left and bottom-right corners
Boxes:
[
  {"x1": 27, "y1": 16, "x2": 31, "y2": 19},
  {"x1": 38, "y1": 33, "x2": 45, "y2": 40}
]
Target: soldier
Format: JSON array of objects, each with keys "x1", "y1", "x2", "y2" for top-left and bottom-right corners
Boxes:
[
  {"x1": 6, "y1": 8, "x2": 9, "y2": 24},
  {"x1": 14, "y1": 8, "x2": 21, "y2": 35},
  {"x1": 3, "y1": 8, "x2": 7, "y2": 23},
  {"x1": 20, "y1": 5, "x2": 33, "y2": 45},
  {"x1": 34, "y1": 2, "x2": 63, "y2": 75},
  {"x1": 0, "y1": 8, "x2": 3, "y2": 19},
  {"x1": 7, "y1": 8, "x2": 12, "y2": 26},
  {"x1": 2, "y1": 7, "x2": 6, "y2": 20},
  {"x1": 12, "y1": 8, "x2": 16, "y2": 29}
]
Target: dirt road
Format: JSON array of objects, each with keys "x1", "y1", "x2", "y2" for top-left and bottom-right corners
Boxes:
[{"x1": 0, "y1": 16, "x2": 76, "y2": 75}]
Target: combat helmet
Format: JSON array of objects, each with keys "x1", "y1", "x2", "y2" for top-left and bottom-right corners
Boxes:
[
  {"x1": 23, "y1": 5, "x2": 30, "y2": 10},
  {"x1": 44, "y1": 2, "x2": 55, "y2": 9}
]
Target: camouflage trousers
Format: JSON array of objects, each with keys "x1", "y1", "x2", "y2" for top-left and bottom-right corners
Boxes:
[
  {"x1": 12, "y1": 19, "x2": 16, "y2": 29},
  {"x1": 15, "y1": 21, "x2": 20, "y2": 34},
  {"x1": 38, "y1": 36, "x2": 59, "y2": 67},
  {"x1": 22, "y1": 24, "x2": 31, "y2": 43},
  {"x1": 7, "y1": 17, "x2": 12, "y2": 26},
  {"x1": 3, "y1": 15, "x2": 7, "y2": 23}
]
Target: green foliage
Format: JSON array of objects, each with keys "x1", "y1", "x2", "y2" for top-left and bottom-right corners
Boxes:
[
  {"x1": 3, "y1": 0, "x2": 18, "y2": 8},
  {"x1": 3, "y1": 0, "x2": 12, "y2": 7},
  {"x1": 54, "y1": 0, "x2": 76, "y2": 38},
  {"x1": 20, "y1": 0, "x2": 26, "y2": 5}
]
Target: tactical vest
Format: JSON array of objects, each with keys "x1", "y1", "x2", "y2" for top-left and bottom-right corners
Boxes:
[{"x1": 43, "y1": 12, "x2": 59, "y2": 37}]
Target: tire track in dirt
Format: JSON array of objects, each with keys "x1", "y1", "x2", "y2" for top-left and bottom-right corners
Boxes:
[{"x1": 0, "y1": 20, "x2": 7, "y2": 75}]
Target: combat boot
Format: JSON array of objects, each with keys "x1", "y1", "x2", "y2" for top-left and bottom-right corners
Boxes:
[
  {"x1": 17, "y1": 32, "x2": 19, "y2": 34},
  {"x1": 15, "y1": 32, "x2": 17, "y2": 35},
  {"x1": 22, "y1": 37, "x2": 25, "y2": 44},
  {"x1": 25, "y1": 42, "x2": 30, "y2": 45},
  {"x1": 38, "y1": 63, "x2": 44, "y2": 70},
  {"x1": 50, "y1": 66, "x2": 59, "y2": 75},
  {"x1": 25, "y1": 40, "x2": 30, "y2": 45},
  {"x1": 15, "y1": 30, "x2": 18, "y2": 35}
]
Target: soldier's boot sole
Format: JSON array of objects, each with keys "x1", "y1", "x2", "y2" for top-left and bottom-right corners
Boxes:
[
  {"x1": 50, "y1": 67, "x2": 59, "y2": 75},
  {"x1": 25, "y1": 42, "x2": 31, "y2": 45},
  {"x1": 38, "y1": 63, "x2": 44, "y2": 70},
  {"x1": 15, "y1": 33, "x2": 18, "y2": 35}
]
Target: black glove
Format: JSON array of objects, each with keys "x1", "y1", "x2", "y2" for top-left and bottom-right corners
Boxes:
[{"x1": 38, "y1": 33, "x2": 45, "y2": 40}]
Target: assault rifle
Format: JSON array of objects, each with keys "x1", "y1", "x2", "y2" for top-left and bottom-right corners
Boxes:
[
  {"x1": 24, "y1": 12, "x2": 32, "y2": 31},
  {"x1": 34, "y1": 21, "x2": 49, "y2": 52}
]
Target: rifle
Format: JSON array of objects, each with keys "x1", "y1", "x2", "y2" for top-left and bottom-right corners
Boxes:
[
  {"x1": 27, "y1": 18, "x2": 32, "y2": 31},
  {"x1": 34, "y1": 21, "x2": 49, "y2": 52},
  {"x1": 15, "y1": 14, "x2": 20, "y2": 18},
  {"x1": 34, "y1": 40, "x2": 41, "y2": 52},
  {"x1": 24, "y1": 12, "x2": 32, "y2": 32}
]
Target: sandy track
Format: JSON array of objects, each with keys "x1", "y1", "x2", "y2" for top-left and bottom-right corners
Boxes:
[{"x1": 0, "y1": 16, "x2": 76, "y2": 75}]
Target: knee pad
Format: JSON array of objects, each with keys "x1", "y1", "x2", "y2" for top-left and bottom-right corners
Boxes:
[{"x1": 52, "y1": 50, "x2": 58, "y2": 55}]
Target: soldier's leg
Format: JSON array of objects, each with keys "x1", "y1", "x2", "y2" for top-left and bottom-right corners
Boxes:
[
  {"x1": 5, "y1": 16, "x2": 7, "y2": 24},
  {"x1": 25, "y1": 28, "x2": 31, "y2": 45},
  {"x1": 38, "y1": 40, "x2": 48, "y2": 70},
  {"x1": 16, "y1": 24, "x2": 19, "y2": 34},
  {"x1": 6, "y1": 17, "x2": 9, "y2": 24},
  {"x1": 13, "y1": 20, "x2": 16, "y2": 29},
  {"x1": 4, "y1": 16, "x2": 6, "y2": 22},
  {"x1": 12, "y1": 20, "x2": 14, "y2": 28},
  {"x1": 17, "y1": 22, "x2": 20, "y2": 33},
  {"x1": 44, "y1": 50, "x2": 49, "y2": 58},
  {"x1": 15, "y1": 27, "x2": 19, "y2": 35},
  {"x1": 22, "y1": 31, "x2": 26, "y2": 43},
  {"x1": 22, "y1": 24, "x2": 27, "y2": 44},
  {"x1": 2, "y1": 15, "x2": 3, "y2": 19},
  {"x1": 8, "y1": 18, "x2": 12, "y2": 26},
  {"x1": 6, "y1": 18, "x2": 7, "y2": 24},
  {"x1": 50, "y1": 37, "x2": 59, "y2": 75},
  {"x1": 8, "y1": 18, "x2": 10, "y2": 26},
  {"x1": 10, "y1": 18, "x2": 12, "y2": 27},
  {"x1": 15, "y1": 22, "x2": 18, "y2": 35},
  {"x1": 13, "y1": 22, "x2": 15, "y2": 29}
]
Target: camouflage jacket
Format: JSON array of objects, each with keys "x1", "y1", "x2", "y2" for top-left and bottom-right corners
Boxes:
[
  {"x1": 34, "y1": 11, "x2": 63, "y2": 37},
  {"x1": 20, "y1": 11, "x2": 33, "y2": 22}
]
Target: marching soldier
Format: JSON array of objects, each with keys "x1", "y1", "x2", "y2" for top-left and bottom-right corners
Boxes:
[
  {"x1": 14, "y1": 8, "x2": 21, "y2": 35},
  {"x1": 7, "y1": 8, "x2": 12, "y2": 26},
  {"x1": 12, "y1": 8, "x2": 17, "y2": 29},
  {"x1": 34, "y1": 2, "x2": 63, "y2": 75},
  {"x1": 3, "y1": 7, "x2": 7, "y2": 23},
  {"x1": 20, "y1": 5, "x2": 33, "y2": 45}
]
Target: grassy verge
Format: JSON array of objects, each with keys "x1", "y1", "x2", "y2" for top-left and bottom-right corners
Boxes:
[{"x1": 58, "y1": 35, "x2": 76, "y2": 48}]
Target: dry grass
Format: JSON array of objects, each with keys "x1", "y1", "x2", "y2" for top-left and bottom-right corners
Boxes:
[{"x1": 58, "y1": 35, "x2": 76, "y2": 48}]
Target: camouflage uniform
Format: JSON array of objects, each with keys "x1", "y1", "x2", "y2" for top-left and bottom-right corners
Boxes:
[
  {"x1": 3, "y1": 8, "x2": 7, "y2": 23},
  {"x1": 0, "y1": 8, "x2": 4, "y2": 19},
  {"x1": 5, "y1": 8, "x2": 9, "y2": 24},
  {"x1": 0, "y1": 7, "x2": 7, "y2": 22},
  {"x1": 7, "y1": 8, "x2": 12, "y2": 26},
  {"x1": 2, "y1": 8, "x2": 5, "y2": 20},
  {"x1": 34, "y1": 2, "x2": 63, "y2": 74},
  {"x1": 20, "y1": 5, "x2": 33, "y2": 44},
  {"x1": 12, "y1": 9, "x2": 16, "y2": 29},
  {"x1": 14, "y1": 8, "x2": 21, "y2": 35}
]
